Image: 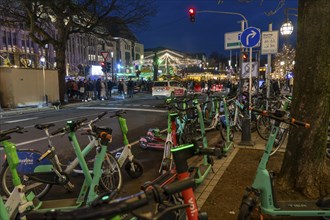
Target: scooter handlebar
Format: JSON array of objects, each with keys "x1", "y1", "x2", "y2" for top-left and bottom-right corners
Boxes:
[
  {"x1": 25, "y1": 178, "x2": 195, "y2": 220},
  {"x1": 291, "y1": 118, "x2": 310, "y2": 128}
]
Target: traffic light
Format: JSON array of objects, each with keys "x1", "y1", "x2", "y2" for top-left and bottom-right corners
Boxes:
[
  {"x1": 189, "y1": 8, "x2": 195, "y2": 22},
  {"x1": 106, "y1": 62, "x2": 112, "y2": 72},
  {"x1": 242, "y1": 52, "x2": 248, "y2": 62},
  {"x1": 101, "y1": 62, "x2": 106, "y2": 72}
]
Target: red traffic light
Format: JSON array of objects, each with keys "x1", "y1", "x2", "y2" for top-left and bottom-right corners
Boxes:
[
  {"x1": 242, "y1": 52, "x2": 248, "y2": 62},
  {"x1": 188, "y1": 8, "x2": 196, "y2": 22}
]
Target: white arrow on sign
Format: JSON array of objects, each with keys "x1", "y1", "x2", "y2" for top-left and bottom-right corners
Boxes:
[{"x1": 246, "y1": 30, "x2": 256, "y2": 46}]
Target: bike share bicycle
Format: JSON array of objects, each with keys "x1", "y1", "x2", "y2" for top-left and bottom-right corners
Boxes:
[
  {"x1": 0, "y1": 112, "x2": 121, "y2": 199},
  {"x1": 256, "y1": 95, "x2": 291, "y2": 156},
  {"x1": 0, "y1": 117, "x2": 115, "y2": 219},
  {"x1": 238, "y1": 108, "x2": 330, "y2": 219}
]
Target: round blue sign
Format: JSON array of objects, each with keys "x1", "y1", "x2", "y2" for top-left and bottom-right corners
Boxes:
[{"x1": 240, "y1": 27, "x2": 261, "y2": 48}]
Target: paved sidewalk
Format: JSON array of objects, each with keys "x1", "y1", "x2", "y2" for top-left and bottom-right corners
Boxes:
[{"x1": 195, "y1": 130, "x2": 268, "y2": 208}]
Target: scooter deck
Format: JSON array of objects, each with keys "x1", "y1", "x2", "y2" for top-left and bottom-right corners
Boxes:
[
  {"x1": 38, "y1": 198, "x2": 81, "y2": 210},
  {"x1": 277, "y1": 200, "x2": 321, "y2": 211}
]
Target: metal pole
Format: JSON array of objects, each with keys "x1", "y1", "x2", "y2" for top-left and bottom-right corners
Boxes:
[
  {"x1": 266, "y1": 23, "x2": 272, "y2": 110},
  {"x1": 112, "y1": 56, "x2": 114, "y2": 81},
  {"x1": 43, "y1": 65, "x2": 46, "y2": 105}
]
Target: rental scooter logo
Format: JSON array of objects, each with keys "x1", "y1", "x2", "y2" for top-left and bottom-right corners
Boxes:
[{"x1": 188, "y1": 197, "x2": 198, "y2": 216}]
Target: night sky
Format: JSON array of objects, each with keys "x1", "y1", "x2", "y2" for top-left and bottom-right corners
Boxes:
[{"x1": 135, "y1": 0, "x2": 298, "y2": 57}]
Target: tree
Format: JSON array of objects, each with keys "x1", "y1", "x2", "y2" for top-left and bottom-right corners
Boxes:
[
  {"x1": 0, "y1": 0, "x2": 157, "y2": 102},
  {"x1": 277, "y1": 0, "x2": 330, "y2": 198}
]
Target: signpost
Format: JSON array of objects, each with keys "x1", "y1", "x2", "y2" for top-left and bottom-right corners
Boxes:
[
  {"x1": 261, "y1": 31, "x2": 279, "y2": 55},
  {"x1": 224, "y1": 31, "x2": 242, "y2": 50},
  {"x1": 239, "y1": 27, "x2": 261, "y2": 147},
  {"x1": 100, "y1": 52, "x2": 109, "y2": 61}
]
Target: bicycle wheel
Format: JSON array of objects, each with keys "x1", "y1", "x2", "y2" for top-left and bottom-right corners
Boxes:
[
  {"x1": 220, "y1": 122, "x2": 234, "y2": 142},
  {"x1": 270, "y1": 127, "x2": 289, "y2": 156},
  {"x1": 100, "y1": 152, "x2": 122, "y2": 192},
  {"x1": 0, "y1": 162, "x2": 52, "y2": 199},
  {"x1": 256, "y1": 116, "x2": 272, "y2": 140}
]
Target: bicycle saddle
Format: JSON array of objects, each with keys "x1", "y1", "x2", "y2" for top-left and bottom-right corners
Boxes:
[{"x1": 35, "y1": 123, "x2": 55, "y2": 130}]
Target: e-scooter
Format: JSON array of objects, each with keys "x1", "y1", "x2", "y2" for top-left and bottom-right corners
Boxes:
[
  {"x1": 238, "y1": 108, "x2": 330, "y2": 219},
  {"x1": 139, "y1": 128, "x2": 166, "y2": 150}
]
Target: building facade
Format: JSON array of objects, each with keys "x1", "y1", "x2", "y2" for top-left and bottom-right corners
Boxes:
[{"x1": 0, "y1": 25, "x2": 144, "y2": 78}]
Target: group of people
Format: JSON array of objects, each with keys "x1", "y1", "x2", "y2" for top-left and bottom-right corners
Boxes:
[{"x1": 65, "y1": 77, "x2": 154, "y2": 102}]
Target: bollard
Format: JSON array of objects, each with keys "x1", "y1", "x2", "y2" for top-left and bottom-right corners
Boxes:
[{"x1": 238, "y1": 116, "x2": 254, "y2": 146}]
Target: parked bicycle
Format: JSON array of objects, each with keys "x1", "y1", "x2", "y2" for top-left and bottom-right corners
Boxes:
[
  {"x1": 0, "y1": 112, "x2": 122, "y2": 199},
  {"x1": 0, "y1": 119, "x2": 115, "y2": 219}
]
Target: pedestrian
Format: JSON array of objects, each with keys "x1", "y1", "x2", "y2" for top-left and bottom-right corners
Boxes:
[
  {"x1": 118, "y1": 80, "x2": 124, "y2": 98},
  {"x1": 107, "y1": 80, "x2": 115, "y2": 97},
  {"x1": 127, "y1": 78, "x2": 134, "y2": 98},
  {"x1": 95, "y1": 78, "x2": 102, "y2": 100},
  {"x1": 289, "y1": 77, "x2": 294, "y2": 93},
  {"x1": 100, "y1": 80, "x2": 106, "y2": 100}
]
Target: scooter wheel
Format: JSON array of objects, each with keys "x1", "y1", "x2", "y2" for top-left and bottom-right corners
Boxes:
[
  {"x1": 125, "y1": 159, "x2": 143, "y2": 179},
  {"x1": 237, "y1": 203, "x2": 253, "y2": 220},
  {"x1": 139, "y1": 139, "x2": 149, "y2": 149}
]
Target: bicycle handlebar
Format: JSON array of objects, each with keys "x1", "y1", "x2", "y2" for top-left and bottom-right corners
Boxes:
[
  {"x1": 25, "y1": 178, "x2": 195, "y2": 220},
  {"x1": 51, "y1": 118, "x2": 88, "y2": 136},
  {"x1": 0, "y1": 126, "x2": 24, "y2": 137},
  {"x1": 249, "y1": 107, "x2": 310, "y2": 128},
  {"x1": 110, "y1": 109, "x2": 126, "y2": 118},
  {"x1": 0, "y1": 135, "x2": 11, "y2": 142}
]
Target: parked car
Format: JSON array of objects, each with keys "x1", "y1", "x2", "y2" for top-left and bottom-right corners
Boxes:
[{"x1": 152, "y1": 81, "x2": 187, "y2": 98}]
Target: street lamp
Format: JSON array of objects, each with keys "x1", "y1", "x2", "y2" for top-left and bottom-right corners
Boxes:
[
  {"x1": 39, "y1": 56, "x2": 47, "y2": 106},
  {"x1": 280, "y1": 8, "x2": 298, "y2": 36}
]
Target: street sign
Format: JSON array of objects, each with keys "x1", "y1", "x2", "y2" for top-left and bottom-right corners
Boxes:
[
  {"x1": 100, "y1": 51, "x2": 109, "y2": 60},
  {"x1": 224, "y1": 31, "x2": 242, "y2": 50},
  {"x1": 240, "y1": 27, "x2": 261, "y2": 48},
  {"x1": 242, "y1": 62, "x2": 258, "y2": 78},
  {"x1": 261, "y1": 31, "x2": 279, "y2": 54}
]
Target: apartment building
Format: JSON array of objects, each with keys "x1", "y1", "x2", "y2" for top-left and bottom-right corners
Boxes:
[{"x1": 0, "y1": 25, "x2": 144, "y2": 77}]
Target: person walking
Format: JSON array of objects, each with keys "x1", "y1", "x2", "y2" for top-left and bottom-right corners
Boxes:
[
  {"x1": 95, "y1": 78, "x2": 102, "y2": 100},
  {"x1": 127, "y1": 78, "x2": 134, "y2": 98},
  {"x1": 118, "y1": 80, "x2": 124, "y2": 99},
  {"x1": 107, "y1": 80, "x2": 115, "y2": 97}
]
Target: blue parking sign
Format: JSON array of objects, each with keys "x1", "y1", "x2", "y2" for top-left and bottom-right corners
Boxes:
[{"x1": 240, "y1": 27, "x2": 261, "y2": 48}]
